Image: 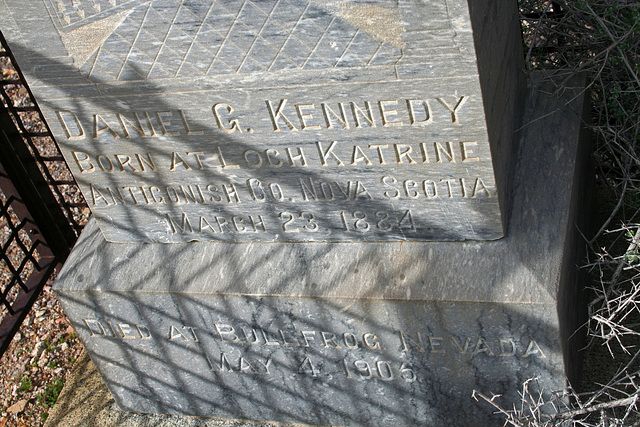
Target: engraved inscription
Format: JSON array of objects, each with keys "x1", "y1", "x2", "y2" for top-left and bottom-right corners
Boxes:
[
  {"x1": 57, "y1": 97, "x2": 469, "y2": 141},
  {"x1": 58, "y1": 90, "x2": 498, "y2": 242},
  {"x1": 81, "y1": 317, "x2": 548, "y2": 384},
  {"x1": 265, "y1": 97, "x2": 468, "y2": 131}
]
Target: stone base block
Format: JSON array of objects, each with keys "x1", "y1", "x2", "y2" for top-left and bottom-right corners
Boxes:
[{"x1": 54, "y1": 73, "x2": 591, "y2": 426}]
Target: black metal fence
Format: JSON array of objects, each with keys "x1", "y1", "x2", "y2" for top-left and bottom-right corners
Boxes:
[{"x1": 0, "y1": 32, "x2": 87, "y2": 358}]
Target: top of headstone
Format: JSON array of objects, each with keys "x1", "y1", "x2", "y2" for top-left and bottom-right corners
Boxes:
[{"x1": 0, "y1": 0, "x2": 519, "y2": 243}]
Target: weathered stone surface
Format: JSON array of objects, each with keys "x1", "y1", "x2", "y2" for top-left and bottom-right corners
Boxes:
[
  {"x1": 58, "y1": 287, "x2": 563, "y2": 426},
  {"x1": 53, "y1": 74, "x2": 591, "y2": 426},
  {"x1": 44, "y1": 350, "x2": 269, "y2": 427},
  {"x1": 0, "y1": 0, "x2": 524, "y2": 242}
]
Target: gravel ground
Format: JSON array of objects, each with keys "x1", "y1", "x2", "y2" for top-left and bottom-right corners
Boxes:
[{"x1": 0, "y1": 280, "x2": 84, "y2": 426}]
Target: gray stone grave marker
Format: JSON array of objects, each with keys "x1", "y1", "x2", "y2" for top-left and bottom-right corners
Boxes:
[
  {"x1": 1, "y1": 0, "x2": 523, "y2": 243},
  {"x1": 49, "y1": 73, "x2": 591, "y2": 426},
  {"x1": 0, "y1": 1, "x2": 591, "y2": 426}
]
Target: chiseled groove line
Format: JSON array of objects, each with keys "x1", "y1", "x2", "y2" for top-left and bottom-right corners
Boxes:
[
  {"x1": 379, "y1": 42, "x2": 403, "y2": 63},
  {"x1": 196, "y1": 4, "x2": 247, "y2": 74},
  {"x1": 101, "y1": 3, "x2": 182, "y2": 79},
  {"x1": 142, "y1": 36, "x2": 190, "y2": 78},
  {"x1": 274, "y1": 1, "x2": 341, "y2": 70},
  {"x1": 116, "y1": 1, "x2": 153, "y2": 80},
  {"x1": 371, "y1": 17, "x2": 409, "y2": 64},
  {"x1": 175, "y1": 1, "x2": 218, "y2": 76},
  {"x1": 92, "y1": 47, "x2": 122, "y2": 80},
  {"x1": 299, "y1": 8, "x2": 341, "y2": 68},
  {"x1": 66, "y1": 58, "x2": 441, "y2": 99},
  {"x1": 116, "y1": 17, "x2": 184, "y2": 80},
  {"x1": 302, "y1": 15, "x2": 336, "y2": 69},
  {"x1": 366, "y1": 39, "x2": 387, "y2": 66},
  {"x1": 336, "y1": 28, "x2": 367, "y2": 67},
  {"x1": 144, "y1": 1, "x2": 184, "y2": 79},
  {"x1": 265, "y1": 1, "x2": 348, "y2": 71},
  {"x1": 206, "y1": 0, "x2": 249, "y2": 74},
  {"x1": 434, "y1": 0, "x2": 461, "y2": 55},
  {"x1": 87, "y1": 44, "x2": 103, "y2": 78},
  {"x1": 105, "y1": 31, "x2": 147, "y2": 80},
  {"x1": 393, "y1": 48, "x2": 404, "y2": 80},
  {"x1": 102, "y1": 12, "x2": 175, "y2": 79},
  {"x1": 198, "y1": 4, "x2": 269, "y2": 74},
  {"x1": 240, "y1": 21, "x2": 301, "y2": 72},
  {"x1": 267, "y1": 1, "x2": 310, "y2": 71},
  {"x1": 196, "y1": 27, "x2": 235, "y2": 75},
  {"x1": 235, "y1": 0, "x2": 280, "y2": 73}
]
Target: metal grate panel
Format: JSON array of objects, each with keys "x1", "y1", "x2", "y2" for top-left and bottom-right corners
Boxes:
[{"x1": 0, "y1": 32, "x2": 88, "y2": 358}]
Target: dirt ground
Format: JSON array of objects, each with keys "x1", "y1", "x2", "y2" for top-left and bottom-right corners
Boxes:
[{"x1": 0, "y1": 277, "x2": 84, "y2": 426}]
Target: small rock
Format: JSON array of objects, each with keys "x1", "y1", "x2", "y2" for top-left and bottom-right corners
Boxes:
[
  {"x1": 37, "y1": 357, "x2": 48, "y2": 368},
  {"x1": 13, "y1": 333, "x2": 21, "y2": 341},
  {"x1": 6, "y1": 399, "x2": 27, "y2": 414},
  {"x1": 35, "y1": 309, "x2": 46, "y2": 318},
  {"x1": 31, "y1": 342, "x2": 44, "y2": 358},
  {"x1": 60, "y1": 342, "x2": 69, "y2": 352}
]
